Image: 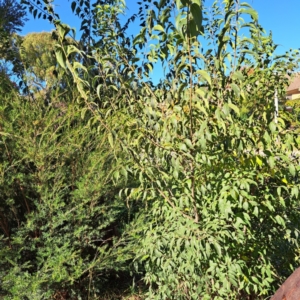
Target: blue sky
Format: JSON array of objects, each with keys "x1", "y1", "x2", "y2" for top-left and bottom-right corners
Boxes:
[
  {"x1": 21, "y1": 0, "x2": 300, "y2": 83},
  {"x1": 22, "y1": 0, "x2": 300, "y2": 53},
  {"x1": 251, "y1": 0, "x2": 300, "y2": 53}
]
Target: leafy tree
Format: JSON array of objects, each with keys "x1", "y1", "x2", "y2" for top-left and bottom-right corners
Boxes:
[
  {"x1": 0, "y1": 0, "x2": 27, "y2": 77},
  {"x1": 0, "y1": 75, "x2": 137, "y2": 299},
  {"x1": 1, "y1": 0, "x2": 300, "y2": 299},
  {"x1": 19, "y1": 31, "x2": 74, "y2": 101},
  {"x1": 0, "y1": 0, "x2": 27, "y2": 33},
  {"x1": 19, "y1": 32, "x2": 57, "y2": 90},
  {"x1": 58, "y1": 0, "x2": 300, "y2": 299},
  {"x1": 0, "y1": 3, "x2": 138, "y2": 299}
]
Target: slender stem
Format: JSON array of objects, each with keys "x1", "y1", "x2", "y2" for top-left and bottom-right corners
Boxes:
[
  {"x1": 187, "y1": 5, "x2": 199, "y2": 223},
  {"x1": 233, "y1": 0, "x2": 239, "y2": 71}
]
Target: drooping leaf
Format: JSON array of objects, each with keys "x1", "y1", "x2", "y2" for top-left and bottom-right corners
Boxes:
[{"x1": 190, "y1": 3, "x2": 203, "y2": 33}]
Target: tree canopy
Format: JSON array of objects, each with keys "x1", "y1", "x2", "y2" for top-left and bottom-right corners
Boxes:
[
  {"x1": 0, "y1": 0, "x2": 27, "y2": 83},
  {"x1": 0, "y1": 0, "x2": 27, "y2": 34}
]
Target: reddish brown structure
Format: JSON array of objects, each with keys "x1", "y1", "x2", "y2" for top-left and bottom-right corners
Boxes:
[
  {"x1": 271, "y1": 267, "x2": 300, "y2": 300},
  {"x1": 286, "y1": 73, "x2": 300, "y2": 100}
]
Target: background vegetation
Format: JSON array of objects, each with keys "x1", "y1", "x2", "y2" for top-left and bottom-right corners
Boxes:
[{"x1": 0, "y1": 0, "x2": 300, "y2": 299}]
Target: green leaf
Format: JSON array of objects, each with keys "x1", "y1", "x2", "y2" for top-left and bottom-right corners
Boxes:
[
  {"x1": 108, "y1": 132, "x2": 114, "y2": 148},
  {"x1": 120, "y1": 167, "x2": 128, "y2": 180},
  {"x1": 256, "y1": 156, "x2": 263, "y2": 167},
  {"x1": 192, "y1": 0, "x2": 201, "y2": 5},
  {"x1": 222, "y1": 103, "x2": 230, "y2": 116},
  {"x1": 292, "y1": 186, "x2": 299, "y2": 198},
  {"x1": 158, "y1": 0, "x2": 167, "y2": 8},
  {"x1": 73, "y1": 61, "x2": 87, "y2": 72},
  {"x1": 231, "y1": 71, "x2": 244, "y2": 81},
  {"x1": 289, "y1": 164, "x2": 296, "y2": 177},
  {"x1": 239, "y1": 8, "x2": 258, "y2": 21},
  {"x1": 184, "y1": 138, "x2": 193, "y2": 149},
  {"x1": 176, "y1": 0, "x2": 188, "y2": 9},
  {"x1": 71, "y1": 1, "x2": 76, "y2": 12},
  {"x1": 57, "y1": 24, "x2": 70, "y2": 40},
  {"x1": 190, "y1": 3, "x2": 203, "y2": 32},
  {"x1": 179, "y1": 143, "x2": 188, "y2": 152},
  {"x1": 253, "y1": 206, "x2": 259, "y2": 217},
  {"x1": 213, "y1": 242, "x2": 222, "y2": 257},
  {"x1": 275, "y1": 215, "x2": 285, "y2": 227},
  {"x1": 231, "y1": 83, "x2": 240, "y2": 97},
  {"x1": 55, "y1": 48, "x2": 66, "y2": 69},
  {"x1": 196, "y1": 70, "x2": 211, "y2": 86},
  {"x1": 228, "y1": 102, "x2": 240, "y2": 116},
  {"x1": 269, "y1": 122, "x2": 276, "y2": 133},
  {"x1": 173, "y1": 169, "x2": 179, "y2": 179},
  {"x1": 268, "y1": 156, "x2": 275, "y2": 169},
  {"x1": 81, "y1": 107, "x2": 87, "y2": 119},
  {"x1": 195, "y1": 87, "x2": 206, "y2": 98},
  {"x1": 67, "y1": 45, "x2": 82, "y2": 56},
  {"x1": 153, "y1": 25, "x2": 165, "y2": 32},
  {"x1": 205, "y1": 242, "x2": 211, "y2": 258}
]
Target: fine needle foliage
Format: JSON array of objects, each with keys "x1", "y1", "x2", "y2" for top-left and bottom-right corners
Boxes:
[
  {"x1": 1, "y1": 0, "x2": 300, "y2": 299},
  {"x1": 0, "y1": 81, "x2": 137, "y2": 298}
]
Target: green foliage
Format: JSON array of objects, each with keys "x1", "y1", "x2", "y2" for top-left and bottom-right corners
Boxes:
[
  {"x1": 286, "y1": 98, "x2": 300, "y2": 120},
  {"x1": 280, "y1": 99, "x2": 300, "y2": 132},
  {"x1": 0, "y1": 88, "x2": 137, "y2": 298},
  {"x1": 0, "y1": 0, "x2": 27, "y2": 77},
  {"x1": 0, "y1": 0, "x2": 27, "y2": 33},
  {"x1": 0, "y1": 66, "x2": 17, "y2": 93},
  {"x1": 1, "y1": 0, "x2": 300, "y2": 299},
  {"x1": 19, "y1": 32, "x2": 58, "y2": 91}
]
